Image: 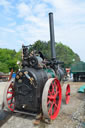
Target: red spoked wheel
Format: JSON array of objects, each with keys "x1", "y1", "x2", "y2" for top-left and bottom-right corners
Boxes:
[
  {"x1": 42, "y1": 78, "x2": 62, "y2": 120},
  {"x1": 3, "y1": 79, "x2": 15, "y2": 112},
  {"x1": 66, "y1": 84, "x2": 70, "y2": 104}
]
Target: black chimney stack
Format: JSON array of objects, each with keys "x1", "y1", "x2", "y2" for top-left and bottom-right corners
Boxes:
[{"x1": 49, "y1": 12, "x2": 56, "y2": 59}]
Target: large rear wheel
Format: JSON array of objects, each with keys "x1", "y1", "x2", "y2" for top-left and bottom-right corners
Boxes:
[
  {"x1": 42, "y1": 78, "x2": 62, "y2": 120},
  {"x1": 66, "y1": 84, "x2": 70, "y2": 104},
  {"x1": 62, "y1": 84, "x2": 70, "y2": 104}
]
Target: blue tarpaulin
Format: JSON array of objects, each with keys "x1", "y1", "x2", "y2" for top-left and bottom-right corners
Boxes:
[{"x1": 78, "y1": 85, "x2": 85, "y2": 93}]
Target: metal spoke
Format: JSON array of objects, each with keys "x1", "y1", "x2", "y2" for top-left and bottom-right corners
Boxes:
[
  {"x1": 48, "y1": 103, "x2": 54, "y2": 115},
  {"x1": 7, "y1": 96, "x2": 14, "y2": 101},
  {"x1": 7, "y1": 91, "x2": 14, "y2": 94}
]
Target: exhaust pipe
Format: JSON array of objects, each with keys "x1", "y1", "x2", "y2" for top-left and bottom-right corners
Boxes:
[{"x1": 49, "y1": 12, "x2": 56, "y2": 59}]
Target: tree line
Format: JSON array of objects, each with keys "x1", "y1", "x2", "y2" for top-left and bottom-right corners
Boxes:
[{"x1": 0, "y1": 40, "x2": 80, "y2": 73}]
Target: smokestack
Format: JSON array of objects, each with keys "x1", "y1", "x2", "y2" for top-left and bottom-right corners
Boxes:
[{"x1": 49, "y1": 12, "x2": 56, "y2": 59}]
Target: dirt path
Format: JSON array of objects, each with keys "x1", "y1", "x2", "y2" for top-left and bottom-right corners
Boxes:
[{"x1": 0, "y1": 81, "x2": 85, "y2": 128}]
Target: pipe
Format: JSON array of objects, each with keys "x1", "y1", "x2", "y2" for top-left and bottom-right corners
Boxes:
[{"x1": 49, "y1": 12, "x2": 56, "y2": 59}]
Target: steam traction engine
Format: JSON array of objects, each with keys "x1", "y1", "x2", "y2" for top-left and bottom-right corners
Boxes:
[{"x1": 3, "y1": 13, "x2": 70, "y2": 120}]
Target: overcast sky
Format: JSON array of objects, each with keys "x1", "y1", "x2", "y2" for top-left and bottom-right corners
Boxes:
[{"x1": 0, "y1": 0, "x2": 85, "y2": 61}]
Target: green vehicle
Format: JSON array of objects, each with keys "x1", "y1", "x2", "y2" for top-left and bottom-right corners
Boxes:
[{"x1": 71, "y1": 61, "x2": 85, "y2": 82}]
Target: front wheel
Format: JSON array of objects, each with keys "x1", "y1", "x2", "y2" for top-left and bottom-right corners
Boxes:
[{"x1": 3, "y1": 79, "x2": 15, "y2": 112}]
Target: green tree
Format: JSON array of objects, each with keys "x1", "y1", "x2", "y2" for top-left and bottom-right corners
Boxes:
[
  {"x1": 55, "y1": 42, "x2": 80, "y2": 67},
  {"x1": 29, "y1": 41, "x2": 80, "y2": 67},
  {"x1": 0, "y1": 48, "x2": 18, "y2": 72},
  {"x1": 0, "y1": 40, "x2": 80, "y2": 73},
  {"x1": 0, "y1": 62, "x2": 9, "y2": 73}
]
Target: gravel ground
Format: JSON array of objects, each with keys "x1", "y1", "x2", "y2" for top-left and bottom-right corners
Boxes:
[{"x1": 0, "y1": 81, "x2": 85, "y2": 128}]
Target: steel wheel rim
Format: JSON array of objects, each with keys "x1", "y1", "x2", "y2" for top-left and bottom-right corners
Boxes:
[
  {"x1": 48, "y1": 79, "x2": 61, "y2": 119},
  {"x1": 4, "y1": 79, "x2": 15, "y2": 112},
  {"x1": 42, "y1": 78, "x2": 62, "y2": 120},
  {"x1": 66, "y1": 84, "x2": 70, "y2": 104}
]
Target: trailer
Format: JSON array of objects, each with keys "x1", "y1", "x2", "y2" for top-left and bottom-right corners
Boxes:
[{"x1": 71, "y1": 61, "x2": 85, "y2": 82}]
